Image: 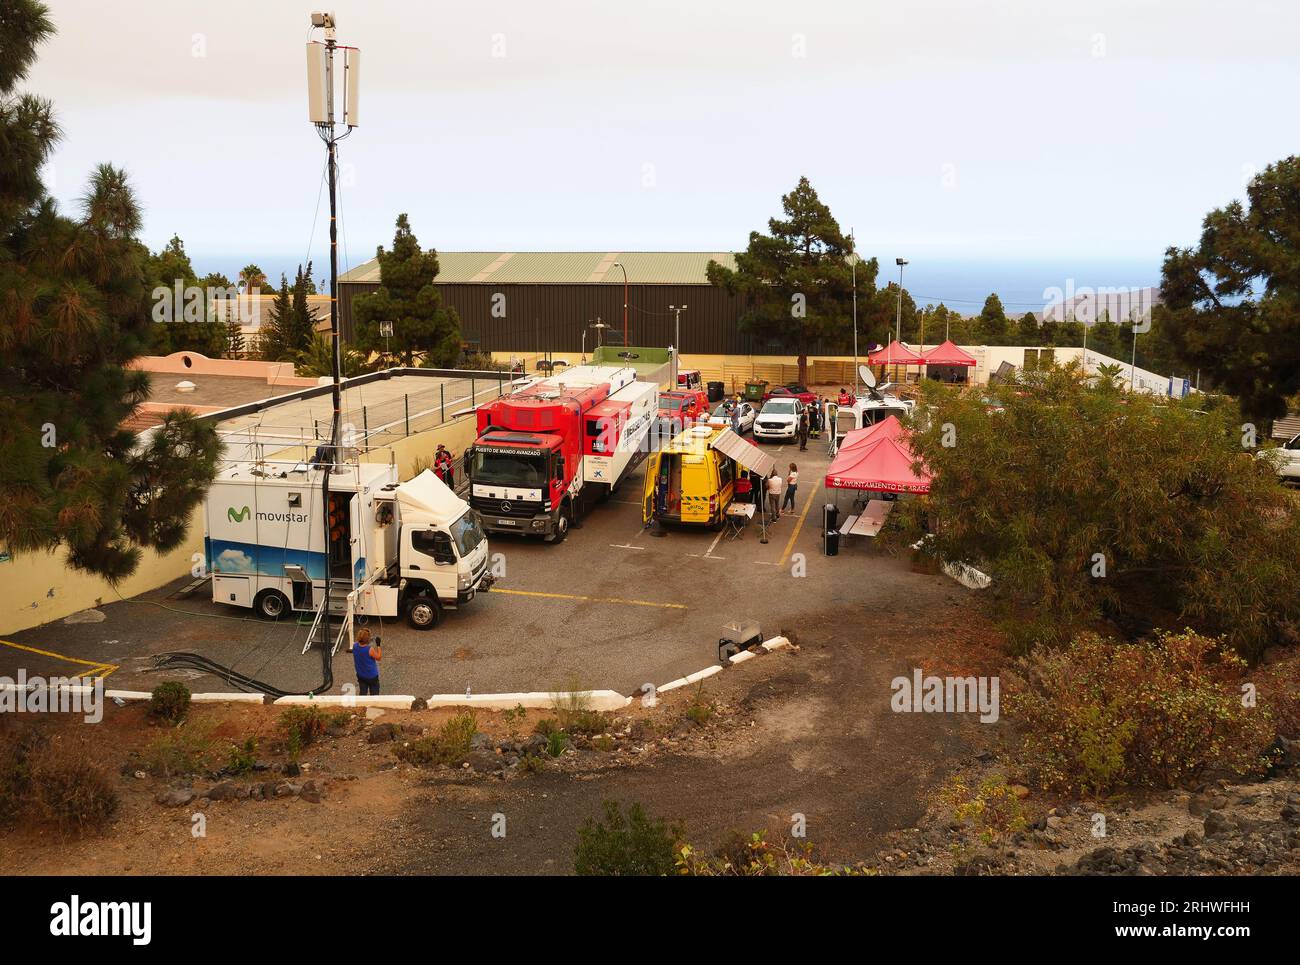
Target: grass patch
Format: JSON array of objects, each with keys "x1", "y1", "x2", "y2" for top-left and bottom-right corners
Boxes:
[
  {"x1": 394, "y1": 711, "x2": 477, "y2": 767},
  {"x1": 142, "y1": 723, "x2": 214, "y2": 779},
  {"x1": 0, "y1": 726, "x2": 118, "y2": 837}
]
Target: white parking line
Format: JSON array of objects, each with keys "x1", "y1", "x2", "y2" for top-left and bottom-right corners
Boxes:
[{"x1": 610, "y1": 543, "x2": 644, "y2": 550}]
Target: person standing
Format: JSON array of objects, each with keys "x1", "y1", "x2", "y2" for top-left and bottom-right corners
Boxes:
[
  {"x1": 782, "y1": 462, "x2": 799, "y2": 513},
  {"x1": 350, "y1": 627, "x2": 382, "y2": 696},
  {"x1": 766, "y1": 470, "x2": 783, "y2": 520},
  {"x1": 797, "y1": 408, "x2": 809, "y2": 451}
]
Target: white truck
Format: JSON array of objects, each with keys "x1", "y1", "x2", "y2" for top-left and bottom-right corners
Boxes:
[
  {"x1": 203, "y1": 461, "x2": 492, "y2": 630},
  {"x1": 1257, "y1": 433, "x2": 1300, "y2": 484}
]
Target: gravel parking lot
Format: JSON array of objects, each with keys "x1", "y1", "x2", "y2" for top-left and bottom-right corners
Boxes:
[{"x1": 0, "y1": 434, "x2": 972, "y2": 699}]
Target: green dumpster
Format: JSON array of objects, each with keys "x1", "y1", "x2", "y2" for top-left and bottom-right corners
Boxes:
[{"x1": 743, "y1": 379, "x2": 769, "y2": 402}]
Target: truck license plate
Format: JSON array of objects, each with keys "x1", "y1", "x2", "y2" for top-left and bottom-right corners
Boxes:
[{"x1": 497, "y1": 518, "x2": 517, "y2": 526}]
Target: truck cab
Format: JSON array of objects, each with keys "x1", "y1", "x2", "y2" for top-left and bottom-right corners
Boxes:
[{"x1": 467, "y1": 431, "x2": 574, "y2": 541}]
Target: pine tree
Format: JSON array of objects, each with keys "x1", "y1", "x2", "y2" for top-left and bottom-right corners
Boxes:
[
  {"x1": 352, "y1": 213, "x2": 462, "y2": 367},
  {"x1": 0, "y1": 1, "x2": 220, "y2": 581},
  {"x1": 706, "y1": 177, "x2": 860, "y2": 383},
  {"x1": 286, "y1": 261, "x2": 320, "y2": 354},
  {"x1": 258, "y1": 274, "x2": 294, "y2": 361},
  {"x1": 976, "y1": 294, "x2": 1011, "y2": 344}
]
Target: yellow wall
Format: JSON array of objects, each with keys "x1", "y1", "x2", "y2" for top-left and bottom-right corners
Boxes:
[
  {"x1": 1, "y1": 512, "x2": 206, "y2": 635},
  {"x1": 0, "y1": 415, "x2": 479, "y2": 636},
  {"x1": 490, "y1": 351, "x2": 883, "y2": 391}
]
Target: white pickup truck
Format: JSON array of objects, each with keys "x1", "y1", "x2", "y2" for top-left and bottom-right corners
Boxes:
[{"x1": 1257, "y1": 433, "x2": 1300, "y2": 484}]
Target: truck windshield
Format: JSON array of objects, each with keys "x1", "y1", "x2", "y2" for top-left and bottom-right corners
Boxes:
[
  {"x1": 472, "y1": 448, "x2": 547, "y2": 487},
  {"x1": 449, "y1": 511, "x2": 486, "y2": 557}
]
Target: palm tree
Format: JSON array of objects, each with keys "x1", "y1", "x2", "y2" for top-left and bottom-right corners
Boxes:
[
  {"x1": 1095, "y1": 362, "x2": 1125, "y2": 390},
  {"x1": 238, "y1": 263, "x2": 267, "y2": 292},
  {"x1": 296, "y1": 332, "x2": 365, "y2": 378}
]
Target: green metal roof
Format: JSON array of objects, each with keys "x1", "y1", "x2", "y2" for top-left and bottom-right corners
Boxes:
[{"x1": 340, "y1": 251, "x2": 738, "y2": 286}]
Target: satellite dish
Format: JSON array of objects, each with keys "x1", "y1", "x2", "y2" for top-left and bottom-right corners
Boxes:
[{"x1": 858, "y1": 365, "x2": 876, "y2": 389}]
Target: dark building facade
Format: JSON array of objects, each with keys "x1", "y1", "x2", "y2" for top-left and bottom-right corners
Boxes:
[{"x1": 338, "y1": 251, "x2": 858, "y2": 357}]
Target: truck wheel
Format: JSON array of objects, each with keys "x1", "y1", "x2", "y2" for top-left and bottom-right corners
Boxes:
[
  {"x1": 546, "y1": 502, "x2": 570, "y2": 543},
  {"x1": 254, "y1": 589, "x2": 289, "y2": 620},
  {"x1": 406, "y1": 593, "x2": 440, "y2": 630},
  {"x1": 710, "y1": 514, "x2": 725, "y2": 532}
]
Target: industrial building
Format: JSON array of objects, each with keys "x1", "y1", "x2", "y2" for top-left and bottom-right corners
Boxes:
[{"x1": 339, "y1": 251, "x2": 769, "y2": 355}]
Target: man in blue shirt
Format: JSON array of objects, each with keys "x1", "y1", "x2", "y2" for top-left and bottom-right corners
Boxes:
[{"x1": 351, "y1": 627, "x2": 382, "y2": 695}]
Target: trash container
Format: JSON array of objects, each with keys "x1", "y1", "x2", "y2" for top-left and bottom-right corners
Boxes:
[
  {"x1": 744, "y1": 379, "x2": 769, "y2": 402},
  {"x1": 823, "y1": 504, "x2": 839, "y2": 556},
  {"x1": 707, "y1": 380, "x2": 725, "y2": 404}
]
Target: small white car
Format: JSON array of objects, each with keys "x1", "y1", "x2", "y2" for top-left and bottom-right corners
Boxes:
[
  {"x1": 754, "y1": 399, "x2": 804, "y2": 442},
  {"x1": 707, "y1": 400, "x2": 756, "y2": 433},
  {"x1": 1257, "y1": 433, "x2": 1300, "y2": 484}
]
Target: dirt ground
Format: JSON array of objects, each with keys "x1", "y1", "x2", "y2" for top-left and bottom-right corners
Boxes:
[{"x1": 3, "y1": 584, "x2": 1010, "y2": 876}]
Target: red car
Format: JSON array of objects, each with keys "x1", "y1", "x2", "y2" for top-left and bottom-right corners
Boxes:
[{"x1": 763, "y1": 383, "x2": 818, "y2": 406}]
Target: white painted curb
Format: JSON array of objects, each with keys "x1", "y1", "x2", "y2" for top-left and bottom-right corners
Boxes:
[
  {"x1": 942, "y1": 561, "x2": 991, "y2": 590},
  {"x1": 274, "y1": 694, "x2": 416, "y2": 709},
  {"x1": 424, "y1": 690, "x2": 632, "y2": 712},
  {"x1": 189, "y1": 692, "x2": 266, "y2": 704}
]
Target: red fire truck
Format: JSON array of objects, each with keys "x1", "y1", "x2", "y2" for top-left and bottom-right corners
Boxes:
[{"x1": 466, "y1": 365, "x2": 658, "y2": 541}]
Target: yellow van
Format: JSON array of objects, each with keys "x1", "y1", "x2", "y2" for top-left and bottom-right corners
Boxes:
[{"x1": 643, "y1": 425, "x2": 738, "y2": 530}]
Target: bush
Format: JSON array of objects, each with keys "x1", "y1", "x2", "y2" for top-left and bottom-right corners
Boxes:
[
  {"x1": 142, "y1": 726, "x2": 214, "y2": 778},
  {"x1": 1005, "y1": 630, "x2": 1278, "y2": 794},
  {"x1": 545, "y1": 730, "x2": 569, "y2": 758},
  {"x1": 24, "y1": 738, "x2": 118, "y2": 836},
  {"x1": 0, "y1": 728, "x2": 117, "y2": 837},
  {"x1": 278, "y1": 705, "x2": 331, "y2": 748},
  {"x1": 574, "y1": 801, "x2": 680, "y2": 876},
  {"x1": 676, "y1": 830, "x2": 876, "y2": 876},
  {"x1": 148, "y1": 682, "x2": 191, "y2": 724},
  {"x1": 550, "y1": 685, "x2": 607, "y2": 736},
  {"x1": 394, "y1": 711, "x2": 477, "y2": 767},
  {"x1": 226, "y1": 737, "x2": 258, "y2": 776},
  {"x1": 939, "y1": 776, "x2": 1028, "y2": 844}
]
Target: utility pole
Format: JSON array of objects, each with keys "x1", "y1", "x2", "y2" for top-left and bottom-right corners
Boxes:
[
  {"x1": 850, "y1": 228, "x2": 859, "y2": 395},
  {"x1": 307, "y1": 11, "x2": 359, "y2": 650},
  {"x1": 895, "y1": 258, "x2": 908, "y2": 383},
  {"x1": 613, "y1": 261, "x2": 629, "y2": 346},
  {"x1": 307, "y1": 12, "x2": 359, "y2": 457}
]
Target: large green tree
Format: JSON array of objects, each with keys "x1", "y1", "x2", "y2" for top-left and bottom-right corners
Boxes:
[
  {"x1": 352, "y1": 214, "x2": 461, "y2": 368},
  {"x1": 0, "y1": 1, "x2": 220, "y2": 580},
  {"x1": 900, "y1": 364, "x2": 1300, "y2": 659},
  {"x1": 707, "y1": 177, "x2": 863, "y2": 382},
  {"x1": 1161, "y1": 155, "x2": 1300, "y2": 422}
]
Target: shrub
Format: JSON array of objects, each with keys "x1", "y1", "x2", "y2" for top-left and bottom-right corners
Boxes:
[
  {"x1": 550, "y1": 684, "x2": 607, "y2": 736},
  {"x1": 1004, "y1": 630, "x2": 1278, "y2": 794},
  {"x1": 545, "y1": 730, "x2": 569, "y2": 758},
  {"x1": 0, "y1": 729, "x2": 118, "y2": 837},
  {"x1": 148, "y1": 682, "x2": 191, "y2": 724},
  {"x1": 23, "y1": 738, "x2": 118, "y2": 836},
  {"x1": 684, "y1": 687, "x2": 715, "y2": 726},
  {"x1": 394, "y1": 711, "x2": 477, "y2": 767},
  {"x1": 676, "y1": 830, "x2": 876, "y2": 876},
  {"x1": 142, "y1": 726, "x2": 214, "y2": 779},
  {"x1": 226, "y1": 737, "x2": 258, "y2": 776},
  {"x1": 939, "y1": 776, "x2": 1028, "y2": 845},
  {"x1": 574, "y1": 801, "x2": 680, "y2": 876},
  {"x1": 278, "y1": 705, "x2": 331, "y2": 747}
]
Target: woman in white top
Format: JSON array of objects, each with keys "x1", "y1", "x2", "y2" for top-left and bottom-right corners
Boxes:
[{"x1": 782, "y1": 463, "x2": 799, "y2": 512}]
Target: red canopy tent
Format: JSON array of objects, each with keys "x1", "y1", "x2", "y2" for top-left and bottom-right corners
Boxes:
[
  {"x1": 867, "y1": 342, "x2": 924, "y2": 365},
  {"x1": 837, "y1": 413, "x2": 909, "y2": 451},
  {"x1": 921, "y1": 340, "x2": 976, "y2": 366},
  {"x1": 825, "y1": 419, "x2": 931, "y2": 493}
]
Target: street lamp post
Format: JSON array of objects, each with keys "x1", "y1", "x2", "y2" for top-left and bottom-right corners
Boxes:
[
  {"x1": 850, "y1": 228, "x2": 859, "y2": 395},
  {"x1": 668, "y1": 304, "x2": 687, "y2": 387},
  {"x1": 612, "y1": 261, "x2": 628, "y2": 347},
  {"x1": 895, "y1": 257, "x2": 908, "y2": 382}
]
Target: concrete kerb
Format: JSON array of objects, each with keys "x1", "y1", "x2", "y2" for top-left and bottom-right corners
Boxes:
[{"x1": 76, "y1": 636, "x2": 798, "y2": 712}]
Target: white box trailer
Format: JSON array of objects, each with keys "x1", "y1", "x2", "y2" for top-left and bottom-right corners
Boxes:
[{"x1": 204, "y1": 462, "x2": 492, "y2": 630}]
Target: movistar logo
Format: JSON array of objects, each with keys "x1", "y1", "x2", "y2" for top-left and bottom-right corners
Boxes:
[{"x1": 228, "y1": 506, "x2": 251, "y2": 522}]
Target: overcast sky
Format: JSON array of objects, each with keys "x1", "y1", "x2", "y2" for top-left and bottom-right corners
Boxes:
[{"x1": 29, "y1": 0, "x2": 1300, "y2": 285}]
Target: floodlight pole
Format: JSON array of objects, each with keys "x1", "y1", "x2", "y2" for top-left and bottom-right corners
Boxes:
[{"x1": 850, "y1": 228, "x2": 859, "y2": 395}]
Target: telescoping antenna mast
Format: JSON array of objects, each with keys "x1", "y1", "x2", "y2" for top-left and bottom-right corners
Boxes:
[{"x1": 307, "y1": 11, "x2": 359, "y2": 652}]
